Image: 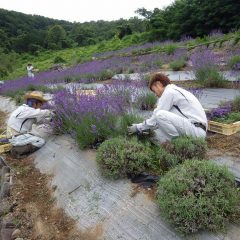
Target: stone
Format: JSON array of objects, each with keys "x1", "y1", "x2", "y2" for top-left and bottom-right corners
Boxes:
[
  {"x1": 0, "y1": 182, "x2": 10, "y2": 199},
  {"x1": 11, "y1": 229, "x2": 21, "y2": 239},
  {"x1": 0, "y1": 222, "x2": 15, "y2": 240},
  {"x1": 0, "y1": 156, "x2": 7, "y2": 167},
  {"x1": 1, "y1": 166, "x2": 10, "y2": 178}
]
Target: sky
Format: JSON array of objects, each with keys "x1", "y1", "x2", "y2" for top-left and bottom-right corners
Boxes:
[{"x1": 0, "y1": 0, "x2": 175, "y2": 22}]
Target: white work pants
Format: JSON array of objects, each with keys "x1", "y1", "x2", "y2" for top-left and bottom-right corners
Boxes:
[
  {"x1": 9, "y1": 133, "x2": 45, "y2": 148},
  {"x1": 151, "y1": 110, "x2": 206, "y2": 144}
]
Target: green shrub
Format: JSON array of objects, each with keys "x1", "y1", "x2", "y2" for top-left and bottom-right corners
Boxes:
[
  {"x1": 228, "y1": 55, "x2": 240, "y2": 70},
  {"x1": 0, "y1": 66, "x2": 8, "y2": 77},
  {"x1": 157, "y1": 160, "x2": 240, "y2": 234},
  {"x1": 154, "y1": 146, "x2": 179, "y2": 171},
  {"x1": 53, "y1": 56, "x2": 66, "y2": 63},
  {"x1": 233, "y1": 36, "x2": 240, "y2": 45},
  {"x1": 164, "y1": 44, "x2": 177, "y2": 55},
  {"x1": 98, "y1": 69, "x2": 115, "y2": 80},
  {"x1": 96, "y1": 137, "x2": 154, "y2": 179},
  {"x1": 169, "y1": 59, "x2": 186, "y2": 71},
  {"x1": 165, "y1": 135, "x2": 207, "y2": 161},
  {"x1": 195, "y1": 67, "x2": 227, "y2": 88}
]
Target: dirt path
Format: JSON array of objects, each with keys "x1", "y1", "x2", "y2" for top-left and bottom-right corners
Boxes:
[{"x1": 0, "y1": 110, "x2": 102, "y2": 240}]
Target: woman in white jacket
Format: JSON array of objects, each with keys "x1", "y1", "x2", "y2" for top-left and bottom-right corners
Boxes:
[
  {"x1": 7, "y1": 91, "x2": 52, "y2": 158},
  {"x1": 128, "y1": 73, "x2": 207, "y2": 144}
]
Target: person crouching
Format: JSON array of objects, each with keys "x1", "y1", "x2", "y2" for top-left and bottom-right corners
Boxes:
[
  {"x1": 7, "y1": 91, "x2": 53, "y2": 158},
  {"x1": 128, "y1": 73, "x2": 207, "y2": 144}
]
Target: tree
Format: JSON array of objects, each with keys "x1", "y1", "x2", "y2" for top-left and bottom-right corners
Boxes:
[
  {"x1": 0, "y1": 29, "x2": 11, "y2": 52},
  {"x1": 118, "y1": 24, "x2": 132, "y2": 39},
  {"x1": 71, "y1": 24, "x2": 94, "y2": 46},
  {"x1": 135, "y1": 8, "x2": 153, "y2": 19},
  {"x1": 46, "y1": 25, "x2": 67, "y2": 49}
]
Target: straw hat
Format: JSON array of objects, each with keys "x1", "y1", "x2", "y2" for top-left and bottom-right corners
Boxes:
[{"x1": 24, "y1": 91, "x2": 48, "y2": 102}]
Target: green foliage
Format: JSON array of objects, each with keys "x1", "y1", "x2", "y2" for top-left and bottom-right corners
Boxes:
[
  {"x1": 53, "y1": 56, "x2": 66, "y2": 64},
  {"x1": 164, "y1": 44, "x2": 177, "y2": 55},
  {"x1": 232, "y1": 96, "x2": 240, "y2": 112},
  {"x1": 0, "y1": 66, "x2": 8, "y2": 78},
  {"x1": 157, "y1": 160, "x2": 240, "y2": 234},
  {"x1": 0, "y1": 51, "x2": 20, "y2": 78},
  {"x1": 96, "y1": 135, "x2": 208, "y2": 179},
  {"x1": 164, "y1": 135, "x2": 207, "y2": 161},
  {"x1": 96, "y1": 137, "x2": 154, "y2": 179},
  {"x1": 0, "y1": 8, "x2": 146, "y2": 54},
  {"x1": 115, "y1": 113, "x2": 143, "y2": 136},
  {"x1": 195, "y1": 67, "x2": 227, "y2": 88},
  {"x1": 151, "y1": 136, "x2": 207, "y2": 172},
  {"x1": 149, "y1": 0, "x2": 239, "y2": 40},
  {"x1": 74, "y1": 113, "x2": 116, "y2": 149},
  {"x1": 153, "y1": 146, "x2": 179, "y2": 171},
  {"x1": 233, "y1": 36, "x2": 240, "y2": 46},
  {"x1": 66, "y1": 112, "x2": 142, "y2": 149},
  {"x1": 213, "y1": 112, "x2": 240, "y2": 124},
  {"x1": 98, "y1": 70, "x2": 115, "y2": 81},
  {"x1": 137, "y1": 92, "x2": 158, "y2": 110},
  {"x1": 169, "y1": 59, "x2": 186, "y2": 71},
  {"x1": 118, "y1": 24, "x2": 133, "y2": 39},
  {"x1": 228, "y1": 55, "x2": 240, "y2": 70},
  {"x1": 46, "y1": 25, "x2": 67, "y2": 50}
]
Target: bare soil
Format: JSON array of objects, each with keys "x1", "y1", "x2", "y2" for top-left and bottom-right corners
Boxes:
[
  {"x1": 0, "y1": 110, "x2": 7, "y2": 134},
  {"x1": 207, "y1": 132, "x2": 240, "y2": 157},
  {"x1": 5, "y1": 155, "x2": 103, "y2": 240},
  {"x1": 174, "y1": 80, "x2": 240, "y2": 89}
]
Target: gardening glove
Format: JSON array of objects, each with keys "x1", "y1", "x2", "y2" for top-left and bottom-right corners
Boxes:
[{"x1": 127, "y1": 124, "x2": 139, "y2": 135}]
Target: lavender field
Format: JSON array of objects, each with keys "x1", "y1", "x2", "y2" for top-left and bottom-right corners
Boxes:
[{"x1": 0, "y1": 42, "x2": 239, "y2": 96}]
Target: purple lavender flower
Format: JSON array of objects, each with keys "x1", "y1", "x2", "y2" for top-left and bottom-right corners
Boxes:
[
  {"x1": 207, "y1": 103, "x2": 232, "y2": 120},
  {"x1": 90, "y1": 124, "x2": 97, "y2": 134},
  {"x1": 190, "y1": 47, "x2": 219, "y2": 71}
]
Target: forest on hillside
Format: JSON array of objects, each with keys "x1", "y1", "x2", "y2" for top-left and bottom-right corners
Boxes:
[
  {"x1": 0, "y1": 0, "x2": 239, "y2": 54},
  {"x1": 0, "y1": 8, "x2": 146, "y2": 53}
]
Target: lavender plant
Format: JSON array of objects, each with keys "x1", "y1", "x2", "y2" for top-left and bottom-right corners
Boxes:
[
  {"x1": 50, "y1": 82, "x2": 147, "y2": 149},
  {"x1": 229, "y1": 55, "x2": 240, "y2": 71},
  {"x1": 207, "y1": 97, "x2": 240, "y2": 123},
  {"x1": 207, "y1": 102, "x2": 232, "y2": 120},
  {"x1": 191, "y1": 47, "x2": 227, "y2": 87},
  {"x1": 157, "y1": 160, "x2": 240, "y2": 234}
]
